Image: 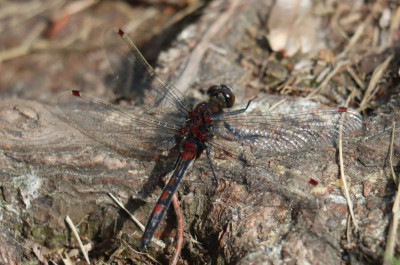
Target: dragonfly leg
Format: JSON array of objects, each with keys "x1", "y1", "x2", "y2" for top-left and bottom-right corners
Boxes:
[
  {"x1": 223, "y1": 121, "x2": 260, "y2": 140},
  {"x1": 206, "y1": 145, "x2": 219, "y2": 184},
  {"x1": 222, "y1": 96, "x2": 258, "y2": 116}
]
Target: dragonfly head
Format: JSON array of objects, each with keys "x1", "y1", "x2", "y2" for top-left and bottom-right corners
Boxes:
[{"x1": 207, "y1": 84, "x2": 235, "y2": 108}]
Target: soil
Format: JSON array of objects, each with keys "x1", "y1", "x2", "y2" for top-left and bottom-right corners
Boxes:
[{"x1": 1, "y1": 0, "x2": 399, "y2": 264}]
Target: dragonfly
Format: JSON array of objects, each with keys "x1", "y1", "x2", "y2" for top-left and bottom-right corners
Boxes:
[{"x1": 58, "y1": 28, "x2": 363, "y2": 249}]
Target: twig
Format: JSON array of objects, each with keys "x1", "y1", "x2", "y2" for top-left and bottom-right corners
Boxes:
[
  {"x1": 108, "y1": 193, "x2": 166, "y2": 248},
  {"x1": 57, "y1": 0, "x2": 98, "y2": 18},
  {"x1": 123, "y1": 238, "x2": 162, "y2": 264},
  {"x1": 383, "y1": 121, "x2": 398, "y2": 265},
  {"x1": 340, "y1": 15, "x2": 372, "y2": 57},
  {"x1": 338, "y1": 110, "x2": 358, "y2": 230},
  {"x1": 346, "y1": 214, "x2": 351, "y2": 243},
  {"x1": 307, "y1": 60, "x2": 348, "y2": 99},
  {"x1": 0, "y1": 0, "x2": 63, "y2": 32},
  {"x1": 309, "y1": 14, "x2": 374, "y2": 99},
  {"x1": 174, "y1": 0, "x2": 241, "y2": 92},
  {"x1": 268, "y1": 98, "x2": 287, "y2": 112},
  {"x1": 59, "y1": 251, "x2": 73, "y2": 265},
  {"x1": 66, "y1": 243, "x2": 93, "y2": 259},
  {"x1": 346, "y1": 66, "x2": 365, "y2": 89},
  {"x1": 47, "y1": 0, "x2": 99, "y2": 37},
  {"x1": 108, "y1": 245, "x2": 126, "y2": 263},
  {"x1": 108, "y1": 192, "x2": 145, "y2": 231},
  {"x1": 170, "y1": 193, "x2": 184, "y2": 265},
  {"x1": 387, "y1": 7, "x2": 400, "y2": 52},
  {"x1": 32, "y1": 244, "x2": 48, "y2": 265},
  {"x1": 0, "y1": 36, "x2": 103, "y2": 63},
  {"x1": 358, "y1": 55, "x2": 393, "y2": 112},
  {"x1": 65, "y1": 215, "x2": 90, "y2": 264},
  {"x1": 389, "y1": 121, "x2": 397, "y2": 184}
]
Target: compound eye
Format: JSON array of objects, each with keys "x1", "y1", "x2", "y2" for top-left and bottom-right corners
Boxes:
[
  {"x1": 207, "y1": 85, "x2": 235, "y2": 108},
  {"x1": 221, "y1": 85, "x2": 235, "y2": 108},
  {"x1": 207, "y1": 85, "x2": 220, "y2": 97}
]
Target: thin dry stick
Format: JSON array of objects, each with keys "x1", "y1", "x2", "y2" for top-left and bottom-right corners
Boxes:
[
  {"x1": 309, "y1": 15, "x2": 373, "y2": 99},
  {"x1": 123, "y1": 238, "x2": 162, "y2": 264},
  {"x1": 108, "y1": 193, "x2": 166, "y2": 249},
  {"x1": 340, "y1": 15, "x2": 372, "y2": 57},
  {"x1": 386, "y1": 7, "x2": 400, "y2": 52},
  {"x1": 108, "y1": 193, "x2": 144, "y2": 231},
  {"x1": 32, "y1": 244, "x2": 48, "y2": 265},
  {"x1": 65, "y1": 215, "x2": 90, "y2": 264},
  {"x1": 358, "y1": 55, "x2": 393, "y2": 112},
  {"x1": 0, "y1": 36, "x2": 103, "y2": 63},
  {"x1": 383, "y1": 121, "x2": 398, "y2": 265},
  {"x1": 346, "y1": 214, "x2": 352, "y2": 244},
  {"x1": 59, "y1": 252, "x2": 73, "y2": 265},
  {"x1": 389, "y1": 120, "x2": 397, "y2": 184},
  {"x1": 338, "y1": 110, "x2": 358, "y2": 230},
  {"x1": 307, "y1": 60, "x2": 348, "y2": 99},
  {"x1": 346, "y1": 67, "x2": 365, "y2": 89},
  {"x1": 170, "y1": 193, "x2": 184, "y2": 265},
  {"x1": 173, "y1": 0, "x2": 240, "y2": 92}
]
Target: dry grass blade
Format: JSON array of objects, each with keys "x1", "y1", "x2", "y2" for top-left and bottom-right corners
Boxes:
[
  {"x1": 58, "y1": 0, "x2": 98, "y2": 18},
  {"x1": 358, "y1": 55, "x2": 393, "y2": 112},
  {"x1": 108, "y1": 193, "x2": 145, "y2": 231},
  {"x1": 383, "y1": 121, "x2": 398, "y2": 265},
  {"x1": 65, "y1": 215, "x2": 90, "y2": 264},
  {"x1": 0, "y1": 36, "x2": 103, "y2": 63},
  {"x1": 346, "y1": 214, "x2": 352, "y2": 244},
  {"x1": 0, "y1": 0, "x2": 63, "y2": 32},
  {"x1": 341, "y1": 15, "x2": 372, "y2": 56},
  {"x1": 108, "y1": 193, "x2": 166, "y2": 249},
  {"x1": 32, "y1": 244, "x2": 48, "y2": 265},
  {"x1": 108, "y1": 245, "x2": 126, "y2": 263},
  {"x1": 338, "y1": 109, "x2": 358, "y2": 230},
  {"x1": 173, "y1": 0, "x2": 240, "y2": 91},
  {"x1": 346, "y1": 66, "x2": 365, "y2": 89},
  {"x1": 390, "y1": 121, "x2": 397, "y2": 184},
  {"x1": 123, "y1": 238, "x2": 162, "y2": 265},
  {"x1": 59, "y1": 252, "x2": 73, "y2": 265},
  {"x1": 307, "y1": 60, "x2": 348, "y2": 99},
  {"x1": 387, "y1": 7, "x2": 400, "y2": 51}
]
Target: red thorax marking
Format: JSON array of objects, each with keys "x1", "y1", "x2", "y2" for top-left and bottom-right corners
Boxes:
[{"x1": 198, "y1": 132, "x2": 206, "y2": 141}]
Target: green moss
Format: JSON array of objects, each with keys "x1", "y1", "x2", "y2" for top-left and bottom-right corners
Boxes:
[{"x1": 31, "y1": 227, "x2": 47, "y2": 243}]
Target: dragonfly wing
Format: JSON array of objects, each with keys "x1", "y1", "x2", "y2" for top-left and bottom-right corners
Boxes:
[
  {"x1": 212, "y1": 107, "x2": 362, "y2": 156},
  {"x1": 104, "y1": 28, "x2": 192, "y2": 117},
  {"x1": 58, "y1": 91, "x2": 184, "y2": 156}
]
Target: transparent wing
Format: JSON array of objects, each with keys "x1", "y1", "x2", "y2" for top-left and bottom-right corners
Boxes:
[
  {"x1": 212, "y1": 107, "x2": 362, "y2": 156},
  {"x1": 58, "y1": 91, "x2": 185, "y2": 156},
  {"x1": 104, "y1": 28, "x2": 192, "y2": 117}
]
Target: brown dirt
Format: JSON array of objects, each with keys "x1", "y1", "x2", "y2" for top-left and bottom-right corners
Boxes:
[{"x1": 1, "y1": 0, "x2": 400, "y2": 264}]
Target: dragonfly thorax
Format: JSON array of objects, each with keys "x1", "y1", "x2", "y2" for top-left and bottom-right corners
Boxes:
[
  {"x1": 181, "y1": 105, "x2": 212, "y2": 142},
  {"x1": 179, "y1": 85, "x2": 235, "y2": 154}
]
